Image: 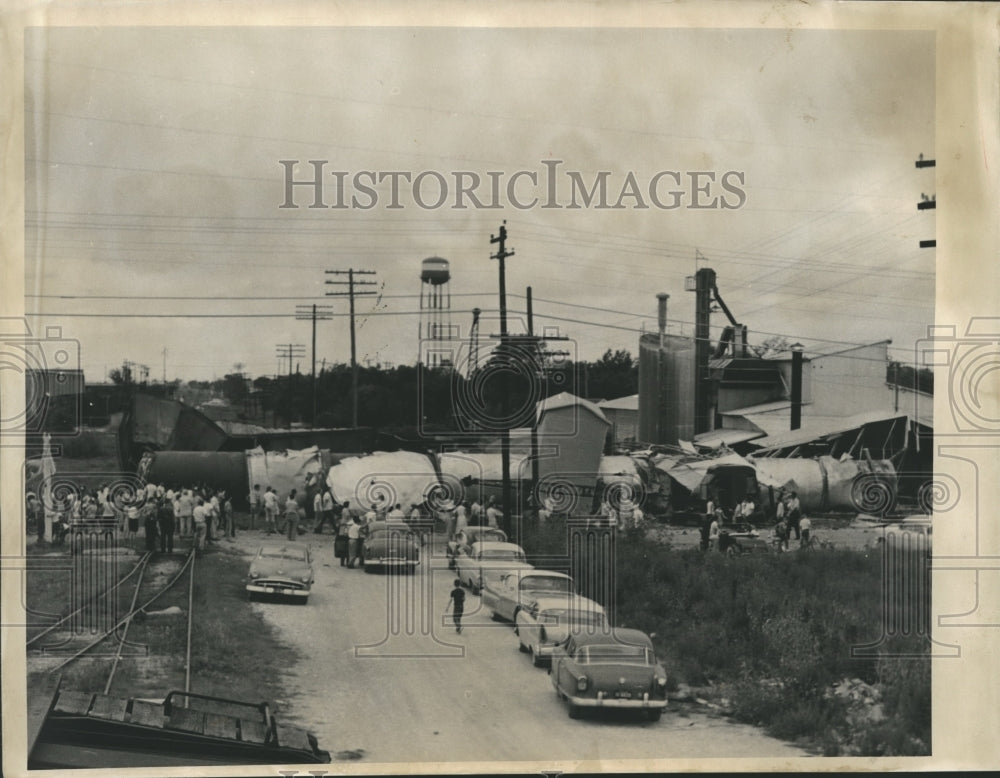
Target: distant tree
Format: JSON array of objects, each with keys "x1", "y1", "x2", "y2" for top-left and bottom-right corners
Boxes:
[
  {"x1": 108, "y1": 365, "x2": 133, "y2": 385},
  {"x1": 750, "y1": 335, "x2": 790, "y2": 358}
]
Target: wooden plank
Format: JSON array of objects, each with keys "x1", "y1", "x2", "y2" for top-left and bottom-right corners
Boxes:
[
  {"x1": 89, "y1": 694, "x2": 129, "y2": 721},
  {"x1": 129, "y1": 699, "x2": 165, "y2": 729},
  {"x1": 203, "y1": 712, "x2": 238, "y2": 740},
  {"x1": 239, "y1": 717, "x2": 268, "y2": 744},
  {"x1": 276, "y1": 724, "x2": 312, "y2": 752},
  {"x1": 166, "y1": 706, "x2": 205, "y2": 735},
  {"x1": 26, "y1": 674, "x2": 62, "y2": 757},
  {"x1": 53, "y1": 691, "x2": 94, "y2": 716}
]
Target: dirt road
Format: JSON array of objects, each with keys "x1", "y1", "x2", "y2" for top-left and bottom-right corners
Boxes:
[{"x1": 236, "y1": 530, "x2": 809, "y2": 766}]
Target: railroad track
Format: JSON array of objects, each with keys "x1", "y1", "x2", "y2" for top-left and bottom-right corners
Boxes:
[{"x1": 27, "y1": 548, "x2": 196, "y2": 698}]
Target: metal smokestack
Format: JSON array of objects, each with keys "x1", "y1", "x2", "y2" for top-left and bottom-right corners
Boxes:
[{"x1": 656, "y1": 293, "x2": 669, "y2": 348}]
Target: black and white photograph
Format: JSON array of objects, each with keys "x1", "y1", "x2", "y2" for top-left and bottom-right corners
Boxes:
[{"x1": 3, "y1": 1, "x2": 999, "y2": 774}]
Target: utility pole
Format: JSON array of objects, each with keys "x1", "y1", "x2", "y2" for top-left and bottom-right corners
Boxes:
[
  {"x1": 275, "y1": 343, "x2": 305, "y2": 377},
  {"x1": 161, "y1": 347, "x2": 167, "y2": 385},
  {"x1": 916, "y1": 153, "x2": 936, "y2": 248},
  {"x1": 326, "y1": 268, "x2": 377, "y2": 427},
  {"x1": 491, "y1": 222, "x2": 515, "y2": 540},
  {"x1": 296, "y1": 303, "x2": 333, "y2": 427}
]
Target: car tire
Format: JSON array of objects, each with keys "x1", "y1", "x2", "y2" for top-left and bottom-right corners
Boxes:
[
  {"x1": 518, "y1": 639, "x2": 528, "y2": 652},
  {"x1": 471, "y1": 580, "x2": 481, "y2": 596},
  {"x1": 490, "y1": 610, "x2": 502, "y2": 622},
  {"x1": 364, "y1": 563, "x2": 374, "y2": 574},
  {"x1": 726, "y1": 545, "x2": 739, "y2": 557},
  {"x1": 567, "y1": 703, "x2": 581, "y2": 719},
  {"x1": 646, "y1": 708, "x2": 662, "y2": 722},
  {"x1": 530, "y1": 645, "x2": 543, "y2": 668}
]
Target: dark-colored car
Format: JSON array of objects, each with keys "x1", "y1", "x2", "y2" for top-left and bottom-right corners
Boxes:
[
  {"x1": 447, "y1": 526, "x2": 507, "y2": 569},
  {"x1": 549, "y1": 628, "x2": 669, "y2": 721},
  {"x1": 718, "y1": 522, "x2": 769, "y2": 555},
  {"x1": 363, "y1": 520, "x2": 420, "y2": 573},
  {"x1": 246, "y1": 542, "x2": 314, "y2": 602}
]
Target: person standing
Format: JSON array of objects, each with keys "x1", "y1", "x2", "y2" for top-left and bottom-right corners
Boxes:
[
  {"x1": 335, "y1": 501, "x2": 352, "y2": 565},
  {"x1": 470, "y1": 500, "x2": 483, "y2": 526},
  {"x1": 176, "y1": 489, "x2": 194, "y2": 538},
  {"x1": 249, "y1": 484, "x2": 262, "y2": 531},
  {"x1": 446, "y1": 578, "x2": 466, "y2": 634},
  {"x1": 708, "y1": 513, "x2": 720, "y2": 551},
  {"x1": 454, "y1": 502, "x2": 469, "y2": 537},
  {"x1": 223, "y1": 493, "x2": 235, "y2": 540},
  {"x1": 485, "y1": 497, "x2": 502, "y2": 529},
  {"x1": 787, "y1": 492, "x2": 802, "y2": 540},
  {"x1": 158, "y1": 495, "x2": 175, "y2": 553},
  {"x1": 192, "y1": 498, "x2": 208, "y2": 555},
  {"x1": 263, "y1": 487, "x2": 278, "y2": 534},
  {"x1": 347, "y1": 516, "x2": 362, "y2": 568},
  {"x1": 284, "y1": 490, "x2": 301, "y2": 541}
]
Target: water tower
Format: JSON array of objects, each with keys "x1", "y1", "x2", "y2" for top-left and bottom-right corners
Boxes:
[{"x1": 420, "y1": 256, "x2": 452, "y2": 367}]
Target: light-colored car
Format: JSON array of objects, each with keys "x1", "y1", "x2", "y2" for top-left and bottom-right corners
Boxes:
[
  {"x1": 454, "y1": 540, "x2": 533, "y2": 595},
  {"x1": 447, "y1": 526, "x2": 507, "y2": 569},
  {"x1": 550, "y1": 628, "x2": 669, "y2": 721},
  {"x1": 481, "y1": 569, "x2": 574, "y2": 622},
  {"x1": 515, "y1": 594, "x2": 607, "y2": 667},
  {"x1": 363, "y1": 520, "x2": 421, "y2": 572},
  {"x1": 246, "y1": 542, "x2": 314, "y2": 602}
]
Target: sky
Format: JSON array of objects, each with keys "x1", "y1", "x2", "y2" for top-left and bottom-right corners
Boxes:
[{"x1": 24, "y1": 26, "x2": 935, "y2": 383}]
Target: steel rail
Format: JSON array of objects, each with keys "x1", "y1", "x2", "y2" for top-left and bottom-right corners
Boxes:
[
  {"x1": 49, "y1": 549, "x2": 195, "y2": 673},
  {"x1": 26, "y1": 552, "x2": 151, "y2": 648}
]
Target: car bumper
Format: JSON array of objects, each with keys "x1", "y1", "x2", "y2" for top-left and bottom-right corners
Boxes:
[
  {"x1": 246, "y1": 583, "x2": 310, "y2": 597},
  {"x1": 565, "y1": 691, "x2": 668, "y2": 709},
  {"x1": 366, "y1": 558, "x2": 418, "y2": 566}
]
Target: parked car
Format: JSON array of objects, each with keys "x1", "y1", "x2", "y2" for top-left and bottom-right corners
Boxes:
[
  {"x1": 246, "y1": 542, "x2": 314, "y2": 602},
  {"x1": 447, "y1": 526, "x2": 507, "y2": 569},
  {"x1": 481, "y1": 569, "x2": 574, "y2": 622},
  {"x1": 718, "y1": 522, "x2": 769, "y2": 555},
  {"x1": 454, "y1": 540, "x2": 532, "y2": 594},
  {"x1": 515, "y1": 594, "x2": 607, "y2": 667},
  {"x1": 363, "y1": 520, "x2": 420, "y2": 573},
  {"x1": 549, "y1": 628, "x2": 669, "y2": 721}
]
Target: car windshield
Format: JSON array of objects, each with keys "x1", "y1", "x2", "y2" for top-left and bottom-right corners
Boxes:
[
  {"x1": 260, "y1": 546, "x2": 307, "y2": 562},
  {"x1": 472, "y1": 530, "x2": 506, "y2": 543},
  {"x1": 523, "y1": 576, "x2": 572, "y2": 594},
  {"x1": 370, "y1": 528, "x2": 415, "y2": 541},
  {"x1": 480, "y1": 549, "x2": 524, "y2": 561},
  {"x1": 539, "y1": 609, "x2": 604, "y2": 627},
  {"x1": 577, "y1": 644, "x2": 653, "y2": 666}
]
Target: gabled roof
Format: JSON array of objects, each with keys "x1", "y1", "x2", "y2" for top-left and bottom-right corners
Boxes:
[
  {"x1": 598, "y1": 394, "x2": 639, "y2": 412},
  {"x1": 538, "y1": 391, "x2": 610, "y2": 425}
]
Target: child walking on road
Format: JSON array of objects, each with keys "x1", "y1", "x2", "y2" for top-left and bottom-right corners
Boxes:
[{"x1": 446, "y1": 578, "x2": 466, "y2": 634}]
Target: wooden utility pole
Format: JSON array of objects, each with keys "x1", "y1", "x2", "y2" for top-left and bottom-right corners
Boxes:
[
  {"x1": 296, "y1": 303, "x2": 333, "y2": 426},
  {"x1": 491, "y1": 222, "x2": 515, "y2": 540},
  {"x1": 326, "y1": 269, "x2": 377, "y2": 427}
]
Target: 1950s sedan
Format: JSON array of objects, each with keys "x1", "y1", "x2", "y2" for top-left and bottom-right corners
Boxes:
[
  {"x1": 447, "y1": 526, "x2": 507, "y2": 569},
  {"x1": 363, "y1": 520, "x2": 420, "y2": 573},
  {"x1": 515, "y1": 593, "x2": 606, "y2": 667},
  {"x1": 550, "y1": 628, "x2": 669, "y2": 721},
  {"x1": 454, "y1": 540, "x2": 533, "y2": 594},
  {"x1": 481, "y1": 569, "x2": 574, "y2": 622},
  {"x1": 246, "y1": 542, "x2": 314, "y2": 603}
]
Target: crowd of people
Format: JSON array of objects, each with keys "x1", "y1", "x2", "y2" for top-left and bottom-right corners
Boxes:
[{"x1": 698, "y1": 489, "x2": 809, "y2": 551}]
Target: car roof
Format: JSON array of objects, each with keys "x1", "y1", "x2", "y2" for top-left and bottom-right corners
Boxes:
[
  {"x1": 569, "y1": 627, "x2": 652, "y2": 649},
  {"x1": 518, "y1": 570, "x2": 572, "y2": 581},
  {"x1": 472, "y1": 541, "x2": 525, "y2": 552},
  {"x1": 258, "y1": 541, "x2": 309, "y2": 553},
  {"x1": 529, "y1": 593, "x2": 605, "y2": 612}
]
